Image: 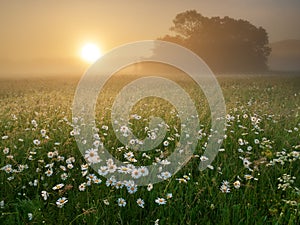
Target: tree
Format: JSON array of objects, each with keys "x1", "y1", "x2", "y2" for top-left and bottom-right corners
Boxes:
[{"x1": 159, "y1": 10, "x2": 271, "y2": 73}]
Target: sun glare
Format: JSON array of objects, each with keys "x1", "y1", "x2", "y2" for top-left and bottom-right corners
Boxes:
[{"x1": 80, "y1": 43, "x2": 102, "y2": 63}]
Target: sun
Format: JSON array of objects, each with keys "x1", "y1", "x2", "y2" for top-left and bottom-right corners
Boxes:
[{"x1": 80, "y1": 43, "x2": 102, "y2": 63}]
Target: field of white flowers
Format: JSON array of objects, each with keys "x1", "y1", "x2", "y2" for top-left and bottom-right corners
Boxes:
[{"x1": 0, "y1": 73, "x2": 299, "y2": 224}]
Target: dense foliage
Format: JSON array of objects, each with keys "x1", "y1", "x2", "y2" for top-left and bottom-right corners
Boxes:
[{"x1": 159, "y1": 10, "x2": 271, "y2": 73}]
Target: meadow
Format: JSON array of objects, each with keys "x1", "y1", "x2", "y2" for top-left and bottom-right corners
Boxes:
[{"x1": 0, "y1": 72, "x2": 299, "y2": 225}]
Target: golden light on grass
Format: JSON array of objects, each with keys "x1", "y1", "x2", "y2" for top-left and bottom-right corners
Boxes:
[{"x1": 80, "y1": 43, "x2": 102, "y2": 63}]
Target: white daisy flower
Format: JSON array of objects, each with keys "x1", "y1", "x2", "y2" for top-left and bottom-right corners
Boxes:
[
  {"x1": 41, "y1": 191, "x2": 49, "y2": 200},
  {"x1": 136, "y1": 198, "x2": 145, "y2": 208},
  {"x1": 233, "y1": 180, "x2": 241, "y2": 189},
  {"x1": 155, "y1": 197, "x2": 166, "y2": 205},
  {"x1": 117, "y1": 198, "x2": 126, "y2": 207},
  {"x1": 131, "y1": 168, "x2": 142, "y2": 179},
  {"x1": 52, "y1": 183, "x2": 64, "y2": 190},
  {"x1": 56, "y1": 197, "x2": 68, "y2": 208}
]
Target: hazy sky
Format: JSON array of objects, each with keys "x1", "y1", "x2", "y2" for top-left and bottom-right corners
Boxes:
[{"x1": 0, "y1": 0, "x2": 300, "y2": 61}]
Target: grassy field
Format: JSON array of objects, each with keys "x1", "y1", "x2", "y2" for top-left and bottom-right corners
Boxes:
[{"x1": 0, "y1": 72, "x2": 299, "y2": 225}]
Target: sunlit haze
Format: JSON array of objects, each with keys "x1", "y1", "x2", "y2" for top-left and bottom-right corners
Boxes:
[
  {"x1": 80, "y1": 43, "x2": 102, "y2": 64},
  {"x1": 0, "y1": 0, "x2": 299, "y2": 75}
]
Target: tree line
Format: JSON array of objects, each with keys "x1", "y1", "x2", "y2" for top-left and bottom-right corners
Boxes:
[{"x1": 159, "y1": 10, "x2": 271, "y2": 73}]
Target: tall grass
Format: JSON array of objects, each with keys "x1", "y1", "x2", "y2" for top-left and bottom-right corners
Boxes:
[{"x1": 0, "y1": 73, "x2": 299, "y2": 225}]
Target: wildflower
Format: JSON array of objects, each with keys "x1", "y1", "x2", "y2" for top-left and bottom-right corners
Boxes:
[
  {"x1": 251, "y1": 116, "x2": 257, "y2": 123},
  {"x1": 127, "y1": 157, "x2": 137, "y2": 163},
  {"x1": 1, "y1": 164, "x2": 12, "y2": 173},
  {"x1": 136, "y1": 198, "x2": 145, "y2": 208},
  {"x1": 291, "y1": 151, "x2": 299, "y2": 159},
  {"x1": 158, "y1": 171, "x2": 172, "y2": 180},
  {"x1": 107, "y1": 163, "x2": 117, "y2": 173},
  {"x1": 3, "y1": 147, "x2": 9, "y2": 154},
  {"x1": 142, "y1": 152, "x2": 151, "y2": 159},
  {"x1": 86, "y1": 174, "x2": 97, "y2": 182},
  {"x1": 45, "y1": 168, "x2": 53, "y2": 177},
  {"x1": 120, "y1": 125, "x2": 129, "y2": 135},
  {"x1": 18, "y1": 164, "x2": 27, "y2": 172},
  {"x1": 139, "y1": 166, "x2": 149, "y2": 176},
  {"x1": 66, "y1": 157, "x2": 75, "y2": 164},
  {"x1": 57, "y1": 155, "x2": 65, "y2": 161},
  {"x1": 52, "y1": 183, "x2": 64, "y2": 190},
  {"x1": 103, "y1": 199, "x2": 110, "y2": 205},
  {"x1": 102, "y1": 125, "x2": 109, "y2": 130},
  {"x1": 2, "y1": 135, "x2": 8, "y2": 140},
  {"x1": 67, "y1": 163, "x2": 74, "y2": 169},
  {"x1": 132, "y1": 114, "x2": 141, "y2": 120},
  {"x1": 155, "y1": 197, "x2": 167, "y2": 205},
  {"x1": 244, "y1": 174, "x2": 253, "y2": 180},
  {"x1": 225, "y1": 114, "x2": 231, "y2": 121},
  {"x1": 41, "y1": 191, "x2": 49, "y2": 200},
  {"x1": 47, "y1": 151, "x2": 54, "y2": 158},
  {"x1": 56, "y1": 197, "x2": 68, "y2": 208},
  {"x1": 129, "y1": 139, "x2": 136, "y2": 145},
  {"x1": 0, "y1": 200, "x2": 4, "y2": 208},
  {"x1": 233, "y1": 180, "x2": 241, "y2": 189},
  {"x1": 127, "y1": 164, "x2": 135, "y2": 170},
  {"x1": 86, "y1": 179, "x2": 92, "y2": 186},
  {"x1": 60, "y1": 165, "x2": 67, "y2": 171},
  {"x1": 238, "y1": 138, "x2": 244, "y2": 146},
  {"x1": 147, "y1": 183, "x2": 153, "y2": 191},
  {"x1": 79, "y1": 183, "x2": 86, "y2": 191},
  {"x1": 176, "y1": 178, "x2": 187, "y2": 183},
  {"x1": 124, "y1": 151, "x2": 134, "y2": 160},
  {"x1": 277, "y1": 174, "x2": 296, "y2": 191},
  {"x1": 166, "y1": 193, "x2": 173, "y2": 199},
  {"x1": 98, "y1": 166, "x2": 108, "y2": 176},
  {"x1": 163, "y1": 140, "x2": 169, "y2": 146},
  {"x1": 33, "y1": 139, "x2": 40, "y2": 146},
  {"x1": 115, "y1": 181, "x2": 124, "y2": 189},
  {"x1": 70, "y1": 130, "x2": 75, "y2": 136},
  {"x1": 106, "y1": 176, "x2": 116, "y2": 187},
  {"x1": 220, "y1": 180, "x2": 230, "y2": 193},
  {"x1": 61, "y1": 173, "x2": 68, "y2": 181},
  {"x1": 183, "y1": 175, "x2": 190, "y2": 180},
  {"x1": 127, "y1": 183, "x2": 138, "y2": 194},
  {"x1": 93, "y1": 177, "x2": 102, "y2": 184},
  {"x1": 207, "y1": 165, "x2": 214, "y2": 170},
  {"x1": 117, "y1": 198, "x2": 126, "y2": 207},
  {"x1": 118, "y1": 166, "x2": 131, "y2": 174},
  {"x1": 28, "y1": 213, "x2": 33, "y2": 221},
  {"x1": 81, "y1": 164, "x2": 89, "y2": 171},
  {"x1": 40, "y1": 129, "x2": 47, "y2": 137},
  {"x1": 131, "y1": 168, "x2": 142, "y2": 179},
  {"x1": 220, "y1": 184, "x2": 230, "y2": 193},
  {"x1": 6, "y1": 155, "x2": 13, "y2": 159},
  {"x1": 85, "y1": 149, "x2": 101, "y2": 164},
  {"x1": 149, "y1": 131, "x2": 157, "y2": 140},
  {"x1": 31, "y1": 119, "x2": 38, "y2": 127},
  {"x1": 159, "y1": 159, "x2": 171, "y2": 166},
  {"x1": 200, "y1": 156, "x2": 209, "y2": 162},
  {"x1": 242, "y1": 158, "x2": 252, "y2": 168},
  {"x1": 93, "y1": 133, "x2": 100, "y2": 140},
  {"x1": 106, "y1": 158, "x2": 114, "y2": 166}
]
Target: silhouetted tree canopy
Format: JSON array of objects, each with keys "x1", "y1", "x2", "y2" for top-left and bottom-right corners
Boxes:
[{"x1": 159, "y1": 10, "x2": 271, "y2": 73}]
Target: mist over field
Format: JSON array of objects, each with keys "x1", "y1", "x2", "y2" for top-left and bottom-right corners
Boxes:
[{"x1": 1, "y1": 1, "x2": 300, "y2": 224}]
